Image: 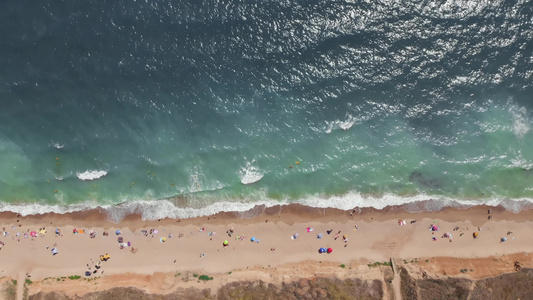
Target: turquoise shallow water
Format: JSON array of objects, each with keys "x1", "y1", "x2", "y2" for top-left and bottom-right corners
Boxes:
[{"x1": 1, "y1": 1, "x2": 533, "y2": 220}]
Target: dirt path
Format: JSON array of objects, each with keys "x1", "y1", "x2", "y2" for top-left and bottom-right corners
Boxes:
[
  {"x1": 391, "y1": 269, "x2": 402, "y2": 300},
  {"x1": 16, "y1": 272, "x2": 24, "y2": 300}
]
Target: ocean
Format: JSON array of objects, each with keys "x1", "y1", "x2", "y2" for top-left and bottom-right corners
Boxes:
[{"x1": 1, "y1": 0, "x2": 532, "y2": 221}]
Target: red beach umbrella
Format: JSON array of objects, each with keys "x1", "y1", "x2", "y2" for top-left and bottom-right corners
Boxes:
[{"x1": 327, "y1": 248, "x2": 333, "y2": 254}]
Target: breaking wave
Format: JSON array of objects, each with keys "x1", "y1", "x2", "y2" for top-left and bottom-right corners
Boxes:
[{"x1": 76, "y1": 170, "x2": 108, "y2": 181}]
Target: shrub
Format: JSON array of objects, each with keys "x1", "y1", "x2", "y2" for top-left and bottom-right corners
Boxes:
[
  {"x1": 198, "y1": 275, "x2": 213, "y2": 281},
  {"x1": 367, "y1": 261, "x2": 391, "y2": 268}
]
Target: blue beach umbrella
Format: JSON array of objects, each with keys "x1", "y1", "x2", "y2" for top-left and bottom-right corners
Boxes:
[
  {"x1": 317, "y1": 233, "x2": 323, "y2": 239},
  {"x1": 251, "y1": 237, "x2": 256, "y2": 242},
  {"x1": 318, "y1": 247, "x2": 326, "y2": 253}
]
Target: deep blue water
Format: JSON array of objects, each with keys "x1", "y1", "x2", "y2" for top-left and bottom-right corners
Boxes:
[{"x1": 1, "y1": 0, "x2": 533, "y2": 220}]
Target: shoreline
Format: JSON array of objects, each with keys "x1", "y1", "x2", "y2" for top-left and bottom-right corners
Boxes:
[
  {"x1": 0, "y1": 203, "x2": 531, "y2": 298},
  {"x1": 1, "y1": 199, "x2": 532, "y2": 227},
  {"x1": 1, "y1": 195, "x2": 533, "y2": 223}
]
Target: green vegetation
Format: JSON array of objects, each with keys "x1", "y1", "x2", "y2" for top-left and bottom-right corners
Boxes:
[
  {"x1": 339, "y1": 264, "x2": 346, "y2": 268},
  {"x1": 68, "y1": 275, "x2": 81, "y2": 280},
  {"x1": 367, "y1": 261, "x2": 392, "y2": 268},
  {"x1": 193, "y1": 274, "x2": 198, "y2": 278},
  {"x1": 4, "y1": 280, "x2": 16, "y2": 300},
  {"x1": 24, "y1": 279, "x2": 32, "y2": 285},
  {"x1": 460, "y1": 268, "x2": 469, "y2": 273},
  {"x1": 86, "y1": 277, "x2": 99, "y2": 282},
  {"x1": 198, "y1": 275, "x2": 214, "y2": 281},
  {"x1": 11, "y1": 280, "x2": 16, "y2": 285}
]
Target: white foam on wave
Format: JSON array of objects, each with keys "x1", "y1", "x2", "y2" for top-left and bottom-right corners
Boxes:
[
  {"x1": 509, "y1": 104, "x2": 530, "y2": 139},
  {"x1": 0, "y1": 202, "x2": 98, "y2": 217},
  {"x1": 104, "y1": 199, "x2": 280, "y2": 223},
  {"x1": 510, "y1": 150, "x2": 533, "y2": 170},
  {"x1": 185, "y1": 167, "x2": 226, "y2": 193},
  {"x1": 240, "y1": 161, "x2": 264, "y2": 185},
  {"x1": 325, "y1": 114, "x2": 357, "y2": 133},
  {"x1": 291, "y1": 191, "x2": 533, "y2": 214},
  {"x1": 1, "y1": 191, "x2": 533, "y2": 223},
  {"x1": 51, "y1": 142, "x2": 64, "y2": 149},
  {"x1": 76, "y1": 170, "x2": 108, "y2": 181}
]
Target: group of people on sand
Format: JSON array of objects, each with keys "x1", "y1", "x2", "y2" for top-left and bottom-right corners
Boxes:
[{"x1": 83, "y1": 255, "x2": 108, "y2": 276}]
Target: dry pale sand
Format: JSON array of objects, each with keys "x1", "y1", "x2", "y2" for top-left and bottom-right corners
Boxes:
[{"x1": 0, "y1": 204, "x2": 531, "y2": 298}]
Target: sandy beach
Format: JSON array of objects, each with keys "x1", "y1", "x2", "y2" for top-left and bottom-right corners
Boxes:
[{"x1": 0, "y1": 204, "x2": 532, "y2": 299}]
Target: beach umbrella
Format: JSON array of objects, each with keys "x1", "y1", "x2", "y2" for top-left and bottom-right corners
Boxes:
[
  {"x1": 116, "y1": 230, "x2": 121, "y2": 235},
  {"x1": 318, "y1": 247, "x2": 326, "y2": 253},
  {"x1": 51, "y1": 248, "x2": 58, "y2": 255},
  {"x1": 85, "y1": 271, "x2": 91, "y2": 276},
  {"x1": 30, "y1": 231, "x2": 37, "y2": 237},
  {"x1": 317, "y1": 233, "x2": 322, "y2": 239},
  {"x1": 251, "y1": 237, "x2": 256, "y2": 242},
  {"x1": 501, "y1": 237, "x2": 507, "y2": 243},
  {"x1": 223, "y1": 240, "x2": 229, "y2": 246},
  {"x1": 292, "y1": 233, "x2": 299, "y2": 240},
  {"x1": 473, "y1": 232, "x2": 479, "y2": 238},
  {"x1": 160, "y1": 237, "x2": 166, "y2": 242},
  {"x1": 327, "y1": 248, "x2": 333, "y2": 254}
]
